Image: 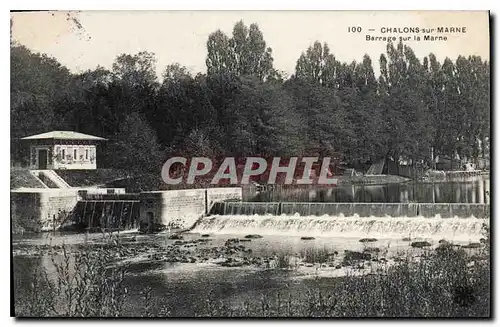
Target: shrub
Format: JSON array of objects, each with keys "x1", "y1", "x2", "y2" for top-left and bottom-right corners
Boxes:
[
  {"x1": 15, "y1": 243, "x2": 127, "y2": 317},
  {"x1": 301, "y1": 247, "x2": 333, "y2": 264},
  {"x1": 206, "y1": 242, "x2": 491, "y2": 318},
  {"x1": 273, "y1": 252, "x2": 296, "y2": 270}
]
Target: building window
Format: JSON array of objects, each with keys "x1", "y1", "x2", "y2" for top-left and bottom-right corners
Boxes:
[
  {"x1": 74, "y1": 149, "x2": 77, "y2": 160},
  {"x1": 62, "y1": 149, "x2": 66, "y2": 159},
  {"x1": 85, "y1": 149, "x2": 89, "y2": 160},
  {"x1": 31, "y1": 148, "x2": 37, "y2": 166}
]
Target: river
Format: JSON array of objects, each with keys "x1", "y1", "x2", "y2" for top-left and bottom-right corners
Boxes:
[
  {"x1": 250, "y1": 175, "x2": 490, "y2": 204},
  {"x1": 12, "y1": 176, "x2": 490, "y2": 317}
]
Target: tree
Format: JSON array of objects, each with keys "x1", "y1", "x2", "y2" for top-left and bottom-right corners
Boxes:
[
  {"x1": 206, "y1": 21, "x2": 276, "y2": 80},
  {"x1": 154, "y1": 65, "x2": 217, "y2": 150},
  {"x1": 11, "y1": 45, "x2": 72, "y2": 164},
  {"x1": 285, "y1": 78, "x2": 351, "y2": 157},
  {"x1": 106, "y1": 112, "x2": 163, "y2": 179},
  {"x1": 378, "y1": 41, "x2": 433, "y2": 165},
  {"x1": 10, "y1": 26, "x2": 490, "y2": 182},
  {"x1": 227, "y1": 76, "x2": 305, "y2": 156},
  {"x1": 111, "y1": 51, "x2": 158, "y2": 88},
  {"x1": 346, "y1": 54, "x2": 386, "y2": 164},
  {"x1": 295, "y1": 41, "x2": 337, "y2": 87},
  {"x1": 206, "y1": 30, "x2": 235, "y2": 77}
]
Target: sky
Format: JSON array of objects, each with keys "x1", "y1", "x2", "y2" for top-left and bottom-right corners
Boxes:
[{"x1": 11, "y1": 11, "x2": 490, "y2": 78}]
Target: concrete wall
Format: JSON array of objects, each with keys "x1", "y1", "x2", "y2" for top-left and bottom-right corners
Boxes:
[
  {"x1": 140, "y1": 187, "x2": 243, "y2": 229},
  {"x1": 78, "y1": 188, "x2": 126, "y2": 195},
  {"x1": 11, "y1": 189, "x2": 80, "y2": 232},
  {"x1": 206, "y1": 187, "x2": 243, "y2": 208},
  {"x1": 211, "y1": 202, "x2": 489, "y2": 219},
  {"x1": 11, "y1": 187, "x2": 127, "y2": 232}
]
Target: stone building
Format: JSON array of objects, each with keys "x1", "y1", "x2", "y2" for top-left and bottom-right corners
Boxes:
[{"x1": 21, "y1": 131, "x2": 106, "y2": 170}]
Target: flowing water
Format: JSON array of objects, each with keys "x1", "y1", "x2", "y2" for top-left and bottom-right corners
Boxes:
[{"x1": 192, "y1": 214, "x2": 486, "y2": 242}]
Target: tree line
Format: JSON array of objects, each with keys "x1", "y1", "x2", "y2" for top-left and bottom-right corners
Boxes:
[{"x1": 11, "y1": 20, "x2": 490, "y2": 180}]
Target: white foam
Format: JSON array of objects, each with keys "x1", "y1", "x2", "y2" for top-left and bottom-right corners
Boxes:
[{"x1": 192, "y1": 214, "x2": 487, "y2": 242}]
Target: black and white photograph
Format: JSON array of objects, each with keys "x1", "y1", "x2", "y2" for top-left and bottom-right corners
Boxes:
[{"x1": 10, "y1": 10, "x2": 491, "y2": 318}]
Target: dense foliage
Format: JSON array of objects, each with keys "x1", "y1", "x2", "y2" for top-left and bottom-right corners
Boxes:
[{"x1": 11, "y1": 21, "x2": 490, "y2": 176}]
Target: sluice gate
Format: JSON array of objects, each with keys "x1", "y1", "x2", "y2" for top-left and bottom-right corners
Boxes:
[
  {"x1": 210, "y1": 202, "x2": 490, "y2": 219},
  {"x1": 71, "y1": 197, "x2": 140, "y2": 229}
]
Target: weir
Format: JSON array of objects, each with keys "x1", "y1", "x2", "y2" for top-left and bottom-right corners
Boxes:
[
  {"x1": 192, "y1": 215, "x2": 486, "y2": 241},
  {"x1": 210, "y1": 202, "x2": 490, "y2": 219},
  {"x1": 71, "y1": 199, "x2": 140, "y2": 229},
  {"x1": 196, "y1": 201, "x2": 490, "y2": 241}
]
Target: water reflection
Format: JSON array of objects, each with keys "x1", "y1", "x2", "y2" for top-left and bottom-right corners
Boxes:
[{"x1": 251, "y1": 176, "x2": 490, "y2": 204}]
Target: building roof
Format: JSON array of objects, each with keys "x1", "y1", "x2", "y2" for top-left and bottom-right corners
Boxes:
[{"x1": 21, "y1": 131, "x2": 107, "y2": 141}]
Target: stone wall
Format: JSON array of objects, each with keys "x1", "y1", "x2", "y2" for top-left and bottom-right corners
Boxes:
[
  {"x1": 11, "y1": 189, "x2": 80, "y2": 232},
  {"x1": 42, "y1": 190, "x2": 80, "y2": 230},
  {"x1": 140, "y1": 187, "x2": 243, "y2": 229},
  {"x1": 206, "y1": 187, "x2": 243, "y2": 208},
  {"x1": 11, "y1": 188, "x2": 127, "y2": 232}
]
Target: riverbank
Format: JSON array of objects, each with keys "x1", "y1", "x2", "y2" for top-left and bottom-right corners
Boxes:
[
  {"x1": 422, "y1": 170, "x2": 490, "y2": 182},
  {"x1": 337, "y1": 174, "x2": 410, "y2": 185}
]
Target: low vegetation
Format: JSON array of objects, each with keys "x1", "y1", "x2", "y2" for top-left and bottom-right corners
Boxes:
[
  {"x1": 203, "y1": 242, "x2": 490, "y2": 318},
  {"x1": 301, "y1": 247, "x2": 334, "y2": 264},
  {"x1": 10, "y1": 168, "x2": 46, "y2": 189}
]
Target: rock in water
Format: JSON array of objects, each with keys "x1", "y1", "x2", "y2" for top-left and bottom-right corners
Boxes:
[
  {"x1": 201, "y1": 234, "x2": 210, "y2": 238},
  {"x1": 359, "y1": 238, "x2": 378, "y2": 243},
  {"x1": 300, "y1": 236, "x2": 315, "y2": 240},
  {"x1": 168, "y1": 234, "x2": 183, "y2": 240},
  {"x1": 244, "y1": 234, "x2": 263, "y2": 239},
  {"x1": 411, "y1": 241, "x2": 432, "y2": 248},
  {"x1": 461, "y1": 243, "x2": 482, "y2": 249}
]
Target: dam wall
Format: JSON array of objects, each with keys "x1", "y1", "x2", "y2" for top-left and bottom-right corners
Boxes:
[
  {"x1": 12, "y1": 189, "x2": 81, "y2": 232},
  {"x1": 11, "y1": 188, "x2": 126, "y2": 232},
  {"x1": 139, "y1": 187, "x2": 243, "y2": 229},
  {"x1": 209, "y1": 202, "x2": 490, "y2": 219},
  {"x1": 12, "y1": 187, "x2": 242, "y2": 232}
]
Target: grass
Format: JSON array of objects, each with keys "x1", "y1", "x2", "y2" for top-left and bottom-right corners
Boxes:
[
  {"x1": 301, "y1": 247, "x2": 334, "y2": 264},
  {"x1": 11, "y1": 168, "x2": 46, "y2": 189}
]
